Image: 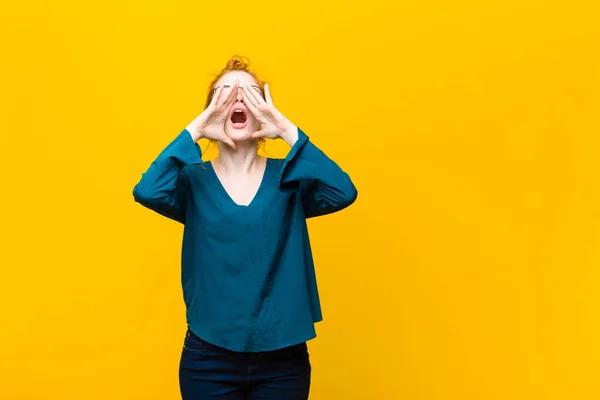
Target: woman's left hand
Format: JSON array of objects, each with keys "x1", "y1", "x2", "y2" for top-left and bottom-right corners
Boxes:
[{"x1": 241, "y1": 83, "x2": 298, "y2": 145}]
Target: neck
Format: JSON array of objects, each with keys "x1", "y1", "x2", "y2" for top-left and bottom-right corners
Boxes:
[{"x1": 215, "y1": 139, "x2": 261, "y2": 173}]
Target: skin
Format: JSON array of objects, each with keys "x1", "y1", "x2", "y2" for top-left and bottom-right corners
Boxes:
[{"x1": 185, "y1": 70, "x2": 299, "y2": 206}]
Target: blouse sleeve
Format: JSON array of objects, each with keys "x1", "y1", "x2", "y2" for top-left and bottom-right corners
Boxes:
[
  {"x1": 132, "y1": 129, "x2": 202, "y2": 223},
  {"x1": 276, "y1": 128, "x2": 358, "y2": 218}
]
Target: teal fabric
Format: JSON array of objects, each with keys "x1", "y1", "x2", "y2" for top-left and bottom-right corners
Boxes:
[{"x1": 133, "y1": 128, "x2": 357, "y2": 352}]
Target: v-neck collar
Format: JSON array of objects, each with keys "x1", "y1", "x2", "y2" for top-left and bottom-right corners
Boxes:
[{"x1": 207, "y1": 158, "x2": 272, "y2": 208}]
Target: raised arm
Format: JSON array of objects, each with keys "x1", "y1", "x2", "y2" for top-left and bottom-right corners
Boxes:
[
  {"x1": 277, "y1": 128, "x2": 358, "y2": 218},
  {"x1": 133, "y1": 81, "x2": 241, "y2": 223},
  {"x1": 240, "y1": 83, "x2": 357, "y2": 218},
  {"x1": 132, "y1": 129, "x2": 201, "y2": 223}
]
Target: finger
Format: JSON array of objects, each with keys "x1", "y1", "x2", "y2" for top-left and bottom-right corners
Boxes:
[
  {"x1": 245, "y1": 83, "x2": 264, "y2": 106},
  {"x1": 211, "y1": 85, "x2": 224, "y2": 106},
  {"x1": 224, "y1": 89, "x2": 237, "y2": 110},
  {"x1": 219, "y1": 91, "x2": 236, "y2": 117},
  {"x1": 220, "y1": 84, "x2": 235, "y2": 107},
  {"x1": 243, "y1": 85, "x2": 264, "y2": 113},
  {"x1": 264, "y1": 83, "x2": 273, "y2": 105},
  {"x1": 241, "y1": 85, "x2": 258, "y2": 106},
  {"x1": 226, "y1": 80, "x2": 241, "y2": 108},
  {"x1": 219, "y1": 80, "x2": 239, "y2": 107},
  {"x1": 242, "y1": 88, "x2": 260, "y2": 116},
  {"x1": 251, "y1": 130, "x2": 264, "y2": 139}
]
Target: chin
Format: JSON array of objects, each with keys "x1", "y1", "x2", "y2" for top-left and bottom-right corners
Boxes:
[
  {"x1": 225, "y1": 124, "x2": 259, "y2": 143},
  {"x1": 230, "y1": 132, "x2": 253, "y2": 142}
]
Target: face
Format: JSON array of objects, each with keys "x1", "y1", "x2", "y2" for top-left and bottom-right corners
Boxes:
[{"x1": 214, "y1": 71, "x2": 264, "y2": 142}]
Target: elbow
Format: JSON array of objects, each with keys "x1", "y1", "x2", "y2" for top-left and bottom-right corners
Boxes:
[
  {"x1": 133, "y1": 183, "x2": 144, "y2": 203},
  {"x1": 304, "y1": 178, "x2": 357, "y2": 219},
  {"x1": 133, "y1": 181, "x2": 153, "y2": 206},
  {"x1": 349, "y1": 183, "x2": 358, "y2": 205},
  {"x1": 343, "y1": 181, "x2": 358, "y2": 208},
  {"x1": 336, "y1": 177, "x2": 358, "y2": 209}
]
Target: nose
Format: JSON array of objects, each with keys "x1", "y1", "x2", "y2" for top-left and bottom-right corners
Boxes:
[{"x1": 235, "y1": 87, "x2": 243, "y2": 103}]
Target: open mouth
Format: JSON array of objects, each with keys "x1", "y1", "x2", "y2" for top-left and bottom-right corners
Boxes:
[{"x1": 230, "y1": 109, "x2": 248, "y2": 126}]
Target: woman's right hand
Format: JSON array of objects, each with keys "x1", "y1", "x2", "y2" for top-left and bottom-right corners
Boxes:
[{"x1": 186, "y1": 80, "x2": 239, "y2": 149}]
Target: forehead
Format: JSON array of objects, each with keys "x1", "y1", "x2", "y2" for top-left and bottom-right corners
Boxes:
[{"x1": 216, "y1": 71, "x2": 258, "y2": 86}]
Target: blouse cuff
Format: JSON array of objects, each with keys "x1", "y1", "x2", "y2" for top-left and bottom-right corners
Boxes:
[
  {"x1": 276, "y1": 128, "x2": 311, "y2": 188},
  {"x1": 159, "y1": 129, "x2": 203, "y2": 168}
]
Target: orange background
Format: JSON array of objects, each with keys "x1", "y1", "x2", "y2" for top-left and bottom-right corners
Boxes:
[{"x1": 1, "y1": 1, "x2": 599, "y2": 399}]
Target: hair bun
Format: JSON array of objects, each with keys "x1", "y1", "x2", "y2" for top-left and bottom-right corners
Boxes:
[{"x1": 226, "y1": 55, "x2": 250, "y2": 70}]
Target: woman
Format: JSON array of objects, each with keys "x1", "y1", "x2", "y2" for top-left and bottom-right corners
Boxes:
[{"x1": 133, "y1": 56, "x2": 358, "y2": 399}]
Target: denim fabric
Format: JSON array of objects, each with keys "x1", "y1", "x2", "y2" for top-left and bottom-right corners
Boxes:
[{"x1": 179, "y1": 328, "x2": 311, "y2": 399}]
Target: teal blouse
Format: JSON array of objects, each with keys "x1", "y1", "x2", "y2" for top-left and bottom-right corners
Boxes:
[{"x1": 133, "y1": 128, "x2": 357, "y2": 352}]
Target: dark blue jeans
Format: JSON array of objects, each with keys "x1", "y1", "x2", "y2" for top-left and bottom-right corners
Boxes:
[{"x1": 179, "y1": 328, "x2": 311, "y2": 399}]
